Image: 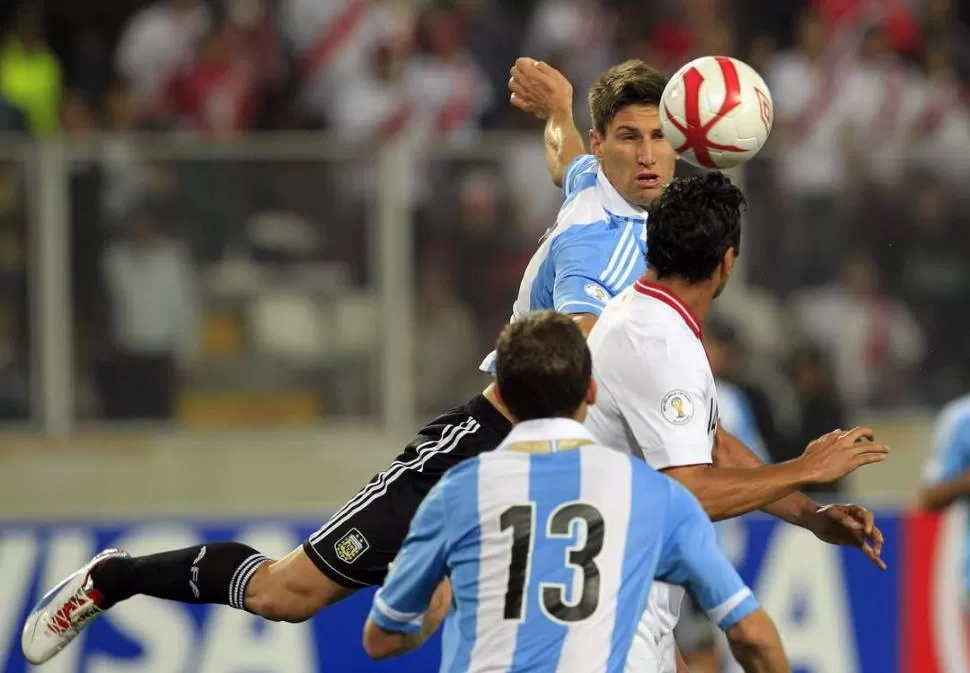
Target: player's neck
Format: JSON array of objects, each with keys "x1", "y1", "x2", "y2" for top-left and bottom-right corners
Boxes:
[{"x1": 640, "y1": 272, "x2": 714, "y2": 323}]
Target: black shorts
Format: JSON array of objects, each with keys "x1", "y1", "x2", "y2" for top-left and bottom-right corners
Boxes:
[{"x1": 303, "y1": 394, "x2": 511, "y2": 588}]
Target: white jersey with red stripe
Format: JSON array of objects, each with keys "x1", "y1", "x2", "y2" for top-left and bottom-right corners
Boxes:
[{"x1": 584, "y1": 279, "x2": 719, "y2": 672}]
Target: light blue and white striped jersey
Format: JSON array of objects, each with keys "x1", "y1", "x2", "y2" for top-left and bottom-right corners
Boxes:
[
  {"x1": 479, "y1": 155, "x2": 648, "y2": 373},
  {"x1": 922, "y1": 393, "x2": 970, "y2": 598},
  {"x1": 369, "y1": 418, "x2": 759, "y2": 673}
]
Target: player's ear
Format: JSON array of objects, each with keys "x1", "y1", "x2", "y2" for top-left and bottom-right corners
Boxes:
[
  {"x1": 590, "y1": 128, "x2": 603, "y2": 160},
  {"x1": 585, "y1": 379, "x2": 597, "y2": 406},
  {"x1": 722, "y1": 247, "x2": 737, "y2": 279}
]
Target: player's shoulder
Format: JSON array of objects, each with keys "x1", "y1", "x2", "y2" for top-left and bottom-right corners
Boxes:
[
  {"x1": 550, "y1": 180, "x2": 612, "y2": 242},
  {"x1": 613, "y1": 300, "x2": 708, "y2": 364},
  {"x1": 547, "y1": 204, "x2": 612, "y2": 244},
  {"x1": 623, "y1": 452, "x2": 687, "y2": 508},
  {"x1": 934, "y1": 394, "x2": 970, "y2": 444},
  {"x1": 582, "y1": 442, "x2": 666, "y2": 479},
  {"x1": 938, "y1": 394, "x2": 970, "y2": 422},
  {"x1": 438, "y1": 454, "x2": 485, "y2": 497}
]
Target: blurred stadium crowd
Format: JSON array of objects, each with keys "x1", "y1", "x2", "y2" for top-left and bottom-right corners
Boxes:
[{"x1": 0, "y1": 0, "x2": 968, "y2": 465}]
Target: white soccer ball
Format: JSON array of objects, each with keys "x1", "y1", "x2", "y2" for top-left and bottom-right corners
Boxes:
[{"x1": 659, "y1": 55, "x2": 774, "y2": 170}]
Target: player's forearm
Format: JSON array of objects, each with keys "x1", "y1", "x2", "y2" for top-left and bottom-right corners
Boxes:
[
  {"x1": 727, "y1": 612, "x2": 791, "y2": 673},
  {"x1": 731, "y1": 638, "x2": 791, "y2": 673},
  {"x1": 363, "y1": 614, "x2": 441, "y2": 659},
  {"x1": 363, "y1": 581, "x2": 451, "y2": 659},
  {"x1": 715, "y1": 428, "x2": 821, "y2": 527},
  {"x1": 665, "y1": 461, "x2": 813, "y2": 522},
  {"x1": 363, "y1": 620, "x2": 414, "y2": 658},
  {"x1": 921, "y1": 470, "x2": 970, "y2": 511},
  {"x1": 544, "y1": 111, "x2": 585, "y2": 188}
]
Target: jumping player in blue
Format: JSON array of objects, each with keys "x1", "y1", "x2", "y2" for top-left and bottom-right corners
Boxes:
[
  {"x1": 364, "y1": 312, "x2": 790, "y2": 673},
  {"x1": 21, "y1": 57, "x2": 684, "y2": 668}
]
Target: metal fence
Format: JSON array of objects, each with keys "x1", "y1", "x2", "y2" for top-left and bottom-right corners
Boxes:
[
  {"x1": 12, "y1": 134, "x2": 585, "y2": 435},
  {"x1": 7, "y1": 132, "x2": 968, "y2": 437}
]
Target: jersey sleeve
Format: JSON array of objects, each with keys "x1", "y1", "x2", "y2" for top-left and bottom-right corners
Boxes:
[
  {"x1": 369, "y1": 483, "x2": 450, "y2": 634},
  {"x1": 562, "y1": 154, "x2": 598, "y2": 200},
  {"x1": 608, "y1": 339, "x2": 715, "y2": 469},
  {"x1": 656, "y1": 480, "x2": 759, "y2": 630},
  {"x1": 549, "y1": 230, "x2": 615, "y2": 317},
  {"x1": 923, "y1": 409, "x2": 970, "y2": 485}
]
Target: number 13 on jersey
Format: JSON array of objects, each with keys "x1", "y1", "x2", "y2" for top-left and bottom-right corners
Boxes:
[{"x1": 499, "y1": 501, "x2": 605, "y2": 624}]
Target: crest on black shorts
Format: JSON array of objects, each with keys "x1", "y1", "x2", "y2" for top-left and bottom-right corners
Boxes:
[{"x1": 334, "y1": 528, "x2": 370, "y2": 564}]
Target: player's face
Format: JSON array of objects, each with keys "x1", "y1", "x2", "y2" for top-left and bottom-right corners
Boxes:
[{"x1": 591, "y1": 104, "x2": 676, "y2": 208}]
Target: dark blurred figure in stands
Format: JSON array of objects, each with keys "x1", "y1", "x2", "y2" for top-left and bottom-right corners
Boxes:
[
  {"x1": 414, "y1": 262, "x2": 480, "y2": 416},
  {"x1": 434, "y1": 169, "x2": 525, "y2": 354},
  {"x1": 0, "y1": 301, "x2": 28, "y2": 420},
  {"x1": 786, "y1": 344, "x2": 847, "y2": 498},
  {"x1": 61, "y1": 90, "x2": 111, "y2": 384},
  {"x1": 0, "y1": 5, "x2": 63, "y2": 137},
  {"x1": 706, "y1": 319, "x2": 780, "y2": 462},
  {"x1": 922, "y1": 0, "x2": 970, "y2": 83},
  {"x1": 794, "y1": 251, "x2": 925, "y2": 409},
  {"x1": 0, "y1": 96, "x2": 27, "y2": 134},
  {"x1": 895, "y1": 173, "x2": 970, "y2": 404},
  {"x1": 98, "y1": 202, "x2": 199, "y2": 420}
]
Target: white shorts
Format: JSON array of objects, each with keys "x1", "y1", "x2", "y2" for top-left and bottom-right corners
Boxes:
[{"x1": 625, "y1": 629, "x2": 677, "y2": 673}]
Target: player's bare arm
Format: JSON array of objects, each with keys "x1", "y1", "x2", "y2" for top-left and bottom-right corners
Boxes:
[
  {"x1": 571, "y1": 312, "x2": 598, "y2": 337},
  {"x1": 362, "y1": 579, "x2": 452, "y2": 659},
  {"x1": 714, "y1": 426, "x2": 887, "y2": 569},
  {"x1": 920, "y1": 467, "x2": 970, "y2": 511},
  {"x1": 662, "y1": 427, "x2": 888, "y2": 522},
  {"x1": 725, "y1": 609, "x2": 792, "y2": 673},
  {"x1": 509, "y1": 58, "x2": 585, "y2": 187}
]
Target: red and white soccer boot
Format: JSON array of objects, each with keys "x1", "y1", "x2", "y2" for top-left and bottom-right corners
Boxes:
[{"x1": 21, "y1": 548, "x2": 129, "y2": 665}]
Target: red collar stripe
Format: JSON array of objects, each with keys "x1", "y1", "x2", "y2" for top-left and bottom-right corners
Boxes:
[{"x1": 634, "y1": 280, "x2": 703, "y2": 339}]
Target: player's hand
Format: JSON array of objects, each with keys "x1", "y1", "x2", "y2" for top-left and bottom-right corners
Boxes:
[
  {"x1": 796, "y1": 427, "x2": 889, "y2": 484},
  {"x1": 509, "y1": 57, "x2": 573, "y2": 121},
  {"x1": 808, "y1": 504, "x2": 887, "y2": 571}
]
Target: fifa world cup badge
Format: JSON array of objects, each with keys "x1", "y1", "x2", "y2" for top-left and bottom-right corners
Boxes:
[{"x1": 661, "y1": 391, "x2": 694, "y2": 425}]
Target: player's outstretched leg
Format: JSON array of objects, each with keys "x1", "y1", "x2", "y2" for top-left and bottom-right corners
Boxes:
[{"x1": 21, "y1": 541, "x2": 352, "y2": 665}]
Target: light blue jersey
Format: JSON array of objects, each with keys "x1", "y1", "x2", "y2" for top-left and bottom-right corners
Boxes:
[
  {"x1": 714, "y1": 379, "x2": 768, "y2": 564},
  {"x1": 923, "y1": 394, "x2": 970, "y2": 598},
  {"x1": 480, "y1": 155, "x2": 647, "y2": 372},
  {"x1": 716, "y1": 379, "x2": 767, "y2": 462},
  {"x1": 369, "y1": 418, "x2": 759, "y2": 673}
]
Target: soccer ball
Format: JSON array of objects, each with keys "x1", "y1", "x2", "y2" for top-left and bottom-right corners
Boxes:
[{"x1": 659, "y1": 55, "x2": 774, "y2": 170}]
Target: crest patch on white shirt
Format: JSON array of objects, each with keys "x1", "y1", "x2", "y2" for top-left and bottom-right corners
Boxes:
[{"x1": 661, "y1": 391, "x2": 694, "y2": 425}]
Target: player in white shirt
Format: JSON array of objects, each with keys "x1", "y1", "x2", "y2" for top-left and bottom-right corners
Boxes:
[
  {"x1": 510, "y1": 59, "x2": 892, "y2": 672},
  {"x1": 584, "y1": 172, "x2": 890, "y2": 671}
]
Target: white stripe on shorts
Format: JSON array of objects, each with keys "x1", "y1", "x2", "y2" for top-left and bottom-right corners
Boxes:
[{"x1": 307, "y1": 417, "x2": 481, "y2": 545}]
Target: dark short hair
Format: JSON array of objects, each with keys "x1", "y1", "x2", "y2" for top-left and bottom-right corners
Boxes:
[
  {"x1": 645, "y1": 172, "x2": 745, "y2": 284},
  {"x1": 495, "y1": 311, "x2": 591, "y2": 421},
  {"x1": 588, "y1": 60, "x2": 668, "y2": 136}
]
